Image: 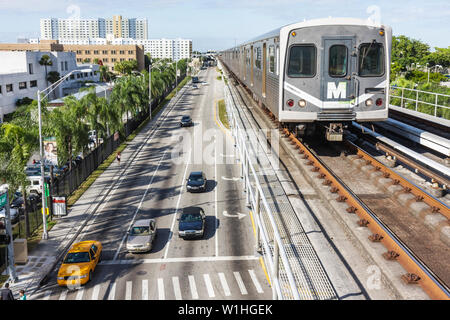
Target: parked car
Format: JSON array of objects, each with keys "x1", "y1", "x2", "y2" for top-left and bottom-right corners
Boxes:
[
  {"x1": 0, "y1": 207, "x2": 20, "y2": 225},
  {"x1": 186, "y1": 171, "x2": 207, "y2": 192},
  {"x1": 180, "y1": 115, "x2": 193, "y2": 127},
  {"x1": 57, "y1": 240, "x2": 102, "y2": 287},
  {"x1": 126, "y1": 219, "x2": 157, "y2": 253},
  {"x1": 178, "y1": 207, "x2": 206, "y2": 239}
]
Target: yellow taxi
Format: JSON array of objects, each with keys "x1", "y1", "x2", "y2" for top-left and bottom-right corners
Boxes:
[{"x1": 57, "y1": 240, "x2": 103, "y2": 287}]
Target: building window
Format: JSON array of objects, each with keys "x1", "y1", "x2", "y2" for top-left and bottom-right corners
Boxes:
[
  {"x1": 70, "y1": 74, "x2": 75, "y2": 79},
  {"x1": 65, "y1": 61, "x2": 68, "y2": 70},
  {"x1": 29, "y1": 63, "x2": 33, "y2": 74},
  {"x1": 61, "y1": 61, "x2": 64, "y2": 70},
  {"x1": 103, "y1": 58, "x2": 108, "y2": 62},
  {"x1": 112, "y1": 58, "x2": 116, "y2": 62},
  {"x1": 30, "y1": 80, "x2": 37, "y2": 87},
  {"x1": 19, "y1": 82, "x2": 27, "y2": 90},
  {"x1": 128, "y1": 50, "x2": 133, "y2": 54},
  {"x1": 6, "y1": 84, "x2": 13, "y2": 92},
  {"x1": 77, "y1": 74, "x2": 81, "y2": 79},
  {"x1": 84, "y1": 72, "x2": 88, "y2": 77},
  {"x1": 120, "y1": 58, "x2": 125, "y2": 62},
  {"x1": 77, "y1": 58, "x2": 82, "y2": 62},
  {"x1": 102, "y1": 50, "x2": 108, "y2": 54},
  {"x1": 119, "y1": 50, "x2": 125, "y2": 54},
  {"x1": 76, "y1": 50, "x2": 82, "y2": 54},
  {"x1": 94, "y1": 50, "x2": 99, "y2": 54},
  {"x1": 111, "y1": 50, "x2": 116, "y2": 54}
]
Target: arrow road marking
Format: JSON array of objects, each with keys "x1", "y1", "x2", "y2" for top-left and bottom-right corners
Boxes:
[
  {"x1": 223, "y1": 210, "x2": 246, "y2": 219},
  {"x1": 221, "y1": 176, "x2": 240, "y2": 181}
]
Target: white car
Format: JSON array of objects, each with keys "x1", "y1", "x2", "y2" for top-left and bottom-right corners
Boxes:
[
  {"x1": 0, "y1": 207, "x2": 19, "y2": 224},
  {"x1": 126, "y1": 219, "x2": 157, "y2": 253}
]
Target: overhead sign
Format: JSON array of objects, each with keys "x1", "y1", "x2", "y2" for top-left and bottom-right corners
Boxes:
[{"x1": 52, "y1": 197, "x2": 67, "y2": 216}]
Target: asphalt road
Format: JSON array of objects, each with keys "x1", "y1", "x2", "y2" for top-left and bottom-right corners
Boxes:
[{"x1": 32, "y1": 67, "x2": 272, "y2": 300}]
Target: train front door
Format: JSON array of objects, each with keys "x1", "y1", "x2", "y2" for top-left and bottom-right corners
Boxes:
[{"x1": 320, "y1": 37, "x2": 356, "y2": 108}]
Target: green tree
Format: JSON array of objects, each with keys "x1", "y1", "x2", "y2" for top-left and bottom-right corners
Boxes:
[
  {"x1": 392, "y1": 35, "x2": 430, "y2": 71},
  {"x1": 47, "y1": 71, "x2": 61, "y2": 100},
  {"x1": 39, "y1": 54, "x2": 53, "y2": 88},
  {"x1": 426, "y1": 47, "x2": 450, "y2": 68},
  {"x1": 114, "y1": 60, "x2": 138, "y2": 75}
]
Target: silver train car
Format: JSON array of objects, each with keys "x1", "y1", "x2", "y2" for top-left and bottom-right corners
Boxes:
[{"x1": 220, "y1": 18, "x2": 392, "y2": 141}]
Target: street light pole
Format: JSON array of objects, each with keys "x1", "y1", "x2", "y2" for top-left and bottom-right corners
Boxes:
[
  {"x1": 149, "y1": 64, "x2": 152, "y2": 120},
  {"x1": 175, "y1": 59, "x2": 178, "y2": 97},
  {"x1": 37, "y1": 90, "x2": 48, "y2": 240}
]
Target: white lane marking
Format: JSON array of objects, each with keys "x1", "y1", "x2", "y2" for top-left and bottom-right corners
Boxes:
[
  {"x1": 215, "y1": 142, "x2": 219, "y2": 257},
  {"x1": 75, "y1": 287, "x2": 85, "y2": 300},
  {"x1": 218, "y1": 272, "x2": 231, "y2": 297},
  {"x1": 248, "y1": 269, "x2": 264, "y2": 293},
  {"x1": 43, "y1": 290, "x2": 52, "y2": 300},
  {"x1": 222, "y1": 210, "x2": 246, "y2": 219},
  {"x1": 91, "y1": 284, "x2": 101, "y2": 300},
  {"x1": 59, "y1": 289, "x2": 68, "y2": 300},
  {"x1": 188, "y1": 275, "x2": 199, "y2": 299},
  {"x1": 100, "y1": 255, "x2": 259, "y2": 265},
  {"x1": 158, "y1": 278, "x2": 165, "y2": 300},
  {"x1": 221, "y1": 176, "x2": 240, "y2": 181},
  {"x1": 163, "y1": 150, "x2": 192, "y2": 259},
  {"x1": 107, "y1": 282, "x2": 116, "y2": 300},
  {"x1": 114, "y1": 150, "x2": 169, "y2": 261},
  {"x1": 172, "y1": 277, "x2": 182, "y2": 300},
  {"x1": 203, "y1": 274, "x2": 215, "y2": 298},
  {"x1": 125, "y1": 281, "x2": 132, "y2": 300},
  {"x1": 233, "y1": 272, "x2": 248, "y2": 295},
  {"x1": 142, "y1": 280, "x2": 148, "y2": 300}
]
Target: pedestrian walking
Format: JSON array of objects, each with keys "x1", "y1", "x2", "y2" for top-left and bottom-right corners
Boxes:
[
  {"x1": 116, "y1": 151, "x2": 121, "y2": 166},
  {"x1": 0, "y1": 283, "x2": 15, "y2": 300},
  {"x1": 19, "y1": 289, "x2": 26, "y2": 300}
]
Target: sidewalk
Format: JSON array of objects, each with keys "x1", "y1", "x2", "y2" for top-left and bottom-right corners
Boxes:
[{"x1": 2, "y1": 84, "x2": 189, "y2": 299}]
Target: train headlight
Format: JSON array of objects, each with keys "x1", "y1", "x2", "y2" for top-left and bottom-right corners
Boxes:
[
  {"x1": 376, "y1": 98, "x2": 383, "y2": 106},
  {"x1": 286, "y1": 99, "x2": 294, "y2": 107},
  {"x1": 298, "y1": 99, "x2": 306, "y2": 107},
  {"x1": 379, "y1": 29, "x2": 385, "y2": 36},
  {"x1": 365, "y1": 99, "x2": 373, "y2": 106},
  {"x1": 291, "y1": 32, "x2": 296, "y2": 37}
]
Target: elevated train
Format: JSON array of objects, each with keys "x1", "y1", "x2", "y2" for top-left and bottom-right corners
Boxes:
[{"x1": 220, "y1": 18, "x2": 392, "y2": 141}]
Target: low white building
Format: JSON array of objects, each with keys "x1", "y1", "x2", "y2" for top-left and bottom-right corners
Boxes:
[{"x1": 0, "y1": 51, "x2": 99, "y2": 121}]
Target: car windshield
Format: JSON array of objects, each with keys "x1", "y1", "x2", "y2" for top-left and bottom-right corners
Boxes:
[
  {"x1": 189, "y1": 174, "x2": 203, "y2": 182},
  {"x1": 130, "y1": 226, "x2": 150, "y2": 236},
  {"x1": 182, "y1": 116, "x2": 190, "y2": 120},
  {"x1": 180, "y1": 213, "x2": 202, "y2": 222},
  {"x1": 63, "y1": 252, "x2": 90, "y2": 264}
]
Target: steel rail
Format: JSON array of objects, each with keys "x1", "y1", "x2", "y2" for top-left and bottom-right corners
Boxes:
[{"x1": 281, "y1": 127, "x2": 450, "y2": 300}]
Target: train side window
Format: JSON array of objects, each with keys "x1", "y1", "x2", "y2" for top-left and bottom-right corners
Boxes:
[
  {"x1": 276, "y1": 46, "x2": 280, "y2": 75},
  {"x1": 255, "y1": 47, "x2": 262, "y2": 69},
  {"x1": 359, "y1": 43, "x2": 384, "y2": 76},
  {"x1": 269, "y1": 45, "x2": 275, "y2": 73},
  {"x1": 329, "y1": 45, "x2": 348, "y2": 77},
  {"x1": 287, "y1": 45, "x2": 316, "y2": 77}
]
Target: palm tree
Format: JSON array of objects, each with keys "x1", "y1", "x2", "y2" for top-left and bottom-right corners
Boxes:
[
  {"x1": 0, "y1": 123, "x2": 38, "y2": 237},
  {"x1": 39, "y1": 54, "x2": 53, "y2": 88},
  {"x1": 47, "y1": 71, "x2": 61, "y2": 100}
]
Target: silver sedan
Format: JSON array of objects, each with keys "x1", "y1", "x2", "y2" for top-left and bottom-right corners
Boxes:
[{"x1": 126, "y1": 219, "x2": 157, "y2": 253}]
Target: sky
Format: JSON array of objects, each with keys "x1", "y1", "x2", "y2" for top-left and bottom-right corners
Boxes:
[{"x1": 0, "y1": 0, "x2": 448, "y2": 52}]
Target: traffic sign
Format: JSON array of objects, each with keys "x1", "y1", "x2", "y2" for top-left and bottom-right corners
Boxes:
[{"x1": 0, "y1": 193, "x2": 6, "y2": 208}]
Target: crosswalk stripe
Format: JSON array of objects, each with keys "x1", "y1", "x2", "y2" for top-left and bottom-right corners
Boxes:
[
  {"x1": 125, "y1": 281, "x2": 132, "y2": 300},
  {"x1": 43, "y1": 290, "x2": 52, "y2": 300},
  {"x1": 188, "y1": 275, "x2": 199, "y2": 299},
  {"x1": 233, "y1": 272, "x2": 248, "y2": 295},
  {"x1": 158, "y1": 278, "x2": 165, "y2": 300},
  {"x1": 218, "y1": 273, "x2": 231, "y2": 296},
  {"x1": 75, "y1": 287, "x2": 85, "y2": 300},
  {"x1": 107, "y1": 282, "x2": 116, "y2": 300},
  {"x1": 59, "y1": 289, "x2": 68, "y2": 300},
  {"x1": 203, "y1": 274, "x2": 215, "y2": 298},
  {"x1": 91, "y1": 284, "x2": 101, "y2": 300},
  {"x1": 142, "y1": 280, "x2": 148, "y2": 300},
  {"x1": 248, "y1": 269, "x2": 264, "y2": 293},
  {"x1": 172, "y1": 277, "x2": 182, "y2": 300}
]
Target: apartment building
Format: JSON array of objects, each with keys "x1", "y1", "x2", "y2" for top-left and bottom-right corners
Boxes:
[
  {"x1": 0, "y1": 40, "x2": 145, "y2": 72},
  {"x1": 0, "y1": 51, "x2": 99, "y2": 121},
  {"x1": 40, "y1": 15, "x2": 148, "y2": 40}
]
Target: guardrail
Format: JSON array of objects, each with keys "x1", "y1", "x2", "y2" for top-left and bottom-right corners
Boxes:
[
  {"x1": 222, "y1": 69, "x2": 300, "y2": 300},
  {"x1": 389, "y1": 86, "x2": 450, "y2": 119}
]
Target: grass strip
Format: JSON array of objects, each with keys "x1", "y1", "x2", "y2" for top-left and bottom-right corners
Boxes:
[{"x1": 218, "y1": 99, "x2": 230, "y2": 129}]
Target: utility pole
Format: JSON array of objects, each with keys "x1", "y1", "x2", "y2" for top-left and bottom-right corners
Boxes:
[{"x1": 37, "y1": 90, "x2": 48, "y2": 240}]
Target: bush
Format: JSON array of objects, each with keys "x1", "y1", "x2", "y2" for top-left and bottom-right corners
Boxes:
[{"x1": 15, "y1": 97, "x2": 34, "y2": 107}]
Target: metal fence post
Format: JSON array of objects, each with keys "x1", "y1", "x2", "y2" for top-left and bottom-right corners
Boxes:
[
  {"x1": 273, "y1": 241, "x2": 279, "y2": 300},
  {"x1": 400, "y1": 88, "x2": 404, "y2": 108},
  {"x1": 415, "y1": 90, "x2": 419, "y2": 111},
  {"x1": 255, "y1": 188, "x2": 260, "y2": 253},
  {"x1": 435, "y1": 94, "x2": 438, "y2": 117}
]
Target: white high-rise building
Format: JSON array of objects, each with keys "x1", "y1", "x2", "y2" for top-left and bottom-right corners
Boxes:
[
  {"x1": 40, "y1": 16, "x2": 148, "y2": 40},
  {"x1": 131, "y1": 38, "x2": 192, "y2": 61}
]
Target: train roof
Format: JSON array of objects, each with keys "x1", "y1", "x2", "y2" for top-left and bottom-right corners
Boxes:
[{"x1": 227, "y1": 17, "x2": 391, "y2": 50}]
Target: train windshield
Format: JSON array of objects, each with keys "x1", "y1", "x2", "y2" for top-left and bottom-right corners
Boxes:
[
  {"x1": 287, "y1": 45, "x2": 316, "y2": 77},
  {"x1": 329, "y1": 45, "x2": 348, "y2": 77},
  {"x1": 359, "y1": 43, "x2": 384, "y2": 76}
]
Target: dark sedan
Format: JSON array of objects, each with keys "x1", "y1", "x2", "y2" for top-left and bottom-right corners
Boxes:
[
  {"x1": 178, "y1": 207, "x2": 206, "y2": 239},
  {"x1": 186, "y1": 171, "x2": 207, "y2": 192},
  {"x1": 180, "y1": 115, "x2": 193, "y2": 127}
]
